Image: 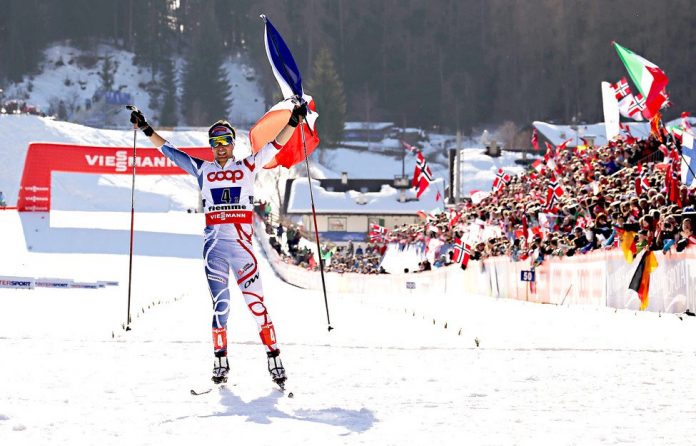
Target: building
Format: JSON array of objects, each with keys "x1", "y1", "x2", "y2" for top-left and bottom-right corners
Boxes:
[
  {"x1": 343, "y1": 122, "x2": 395, "y2": 142},
  {"x1": 282, "y1": 174, "x2": 444, "y2": 242}
]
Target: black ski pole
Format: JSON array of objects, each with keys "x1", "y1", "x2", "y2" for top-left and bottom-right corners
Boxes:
[
  {"x1": 125, "y1": 105, "x2": 138, "y2": 331},
  {"x1": 299, "y1": 117, "x2": 333, "y2": 331}
]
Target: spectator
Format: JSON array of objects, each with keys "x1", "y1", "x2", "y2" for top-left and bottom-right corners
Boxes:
[{"x1": 0, "y1": 190, "x2": 5, "y2": 207}]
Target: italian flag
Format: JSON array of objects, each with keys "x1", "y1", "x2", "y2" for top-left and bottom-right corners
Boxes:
[{"x1": 613, "y1": 42, "x2": 669, "y2": 120}]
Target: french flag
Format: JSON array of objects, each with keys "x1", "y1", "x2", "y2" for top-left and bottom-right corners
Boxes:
[{"x1": 250, "y1": 15, "x2": 320, "y2": 169}]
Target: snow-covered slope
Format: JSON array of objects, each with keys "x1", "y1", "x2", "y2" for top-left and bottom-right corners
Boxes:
[
  {"x1": 0, "y1": 116, "x2": 527, "y2": 211},
  {"x1": 1, "y1": 121, "x2": 696, "y2": 445},
  {"x1": 3, "y1": 43, "x2": 265, "y2": 127}
]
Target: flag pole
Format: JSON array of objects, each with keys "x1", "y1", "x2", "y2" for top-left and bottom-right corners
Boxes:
[{"x1": 299, "y1": 120, "x2": 333, "y2": 332}]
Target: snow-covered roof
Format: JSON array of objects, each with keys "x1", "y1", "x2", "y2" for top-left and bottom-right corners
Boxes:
[
  {"x1": 344, "y1": 122, "x2": 395, "y2": 131},
  {"x1": 285, "y1": 178, "x2": 444, "y2": 215},
  {"x1": 533, "y1": 117, "x2": 696, "y2": 147}
]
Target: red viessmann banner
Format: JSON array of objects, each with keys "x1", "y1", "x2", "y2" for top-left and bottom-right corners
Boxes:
[{"x1": 18, "y1": 142, "x2": 212, "y2": 212}]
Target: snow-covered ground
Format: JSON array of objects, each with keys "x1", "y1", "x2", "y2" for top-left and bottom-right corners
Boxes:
[
  {"x1": 3, "y1": 206, "x2": 696, "y2": 445},
  {"x1": 1, "y1": 119, "x2": 696, "y2": 445}
]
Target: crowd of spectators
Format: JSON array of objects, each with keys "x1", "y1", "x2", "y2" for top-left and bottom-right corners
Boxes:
[
  {"x1": 266, "y1": 221, "x2": 389, "y2": 274},
  {"x1": 255, "y1": 132, "x2": 696, "y2": 274},
  {"x1": 1, "y1": 99, "x2": 44, "y2": 116},
  {"x1": 380, "y1": 133, "x2": 696, "y2": 267}
]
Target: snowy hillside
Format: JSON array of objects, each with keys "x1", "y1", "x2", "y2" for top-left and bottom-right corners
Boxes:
[
  {"x1": 0, "y1": 115, "x2": 527, "y2": 210},
  {"x1": 3, "y1": 42, "x2": 265, "y2": 127}
]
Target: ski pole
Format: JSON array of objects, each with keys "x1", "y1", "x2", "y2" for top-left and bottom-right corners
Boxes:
[
  {"x1": 299, "y1": 117, "x2": 333, "y2": 331},
  {"x1": 125, "y1": 105, "x2": 138, "y2": 331}
]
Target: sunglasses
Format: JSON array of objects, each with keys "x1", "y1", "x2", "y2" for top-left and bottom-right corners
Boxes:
[{"x1": 209, "y1": 135, "x2": 235, "y2": 148}]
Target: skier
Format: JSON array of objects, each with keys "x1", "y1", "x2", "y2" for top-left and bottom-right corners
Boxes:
[{"x1": 129, "y1": 102, "x2": 307, "y2": 387}]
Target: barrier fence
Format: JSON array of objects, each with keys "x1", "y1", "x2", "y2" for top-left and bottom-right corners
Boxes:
[{"x1": 254, "y1": 217, "x2": 695, "y2": 313}]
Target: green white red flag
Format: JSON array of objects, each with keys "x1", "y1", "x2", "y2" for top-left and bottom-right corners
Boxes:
[{"x1": 613, "y1": 42, "x2": 669, "y2": 120}]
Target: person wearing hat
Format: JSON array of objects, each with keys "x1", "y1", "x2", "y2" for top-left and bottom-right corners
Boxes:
[{"x1": 129, "y1": 103, "x2": 307, "y2": 388}]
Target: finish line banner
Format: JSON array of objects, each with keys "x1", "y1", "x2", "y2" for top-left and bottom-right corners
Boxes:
[{"x1": 17, "y1": 142, "x2": 211, "y2": 211}]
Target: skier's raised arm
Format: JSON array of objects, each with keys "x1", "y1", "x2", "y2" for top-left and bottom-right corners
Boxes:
[
  {"x1": 129, "y1": 107, "x2": 166, "y2": 147},
  {"x1": 128, "y1": 106, "x2": 205, "y2": 177}
]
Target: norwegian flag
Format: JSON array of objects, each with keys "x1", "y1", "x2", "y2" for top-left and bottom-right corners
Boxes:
[
  {"x1": 491, "y1": 168, "x2": 511, "y2": 192},
  {"x1": 369, "y1": 223, "x2": 389, "y2": 242},
  {"x1": 412, "y1": 151, "x2": 434, "y2": 198},
  {"x1": 635, "y1": 163, "x2": 650, "y2": 196},
  {"x1": 545, "y1": 176, "x2": 564, "y2": 209},
  {"x1": 619, "y1": 94, "x2": 644, "y2": 121},
  {"x1": 452, "y1": 238, "x2": 471, "y2": 267},
  {"x1": 611, "y1": 77, "x2": 631, "y2": 100},
  {"x1": 531, "y1": 128, "x2": 539, "y2": 150},
  {"x1": 627, "y1": 97, "x2": 643, "y2": 118},
  {"x1": 635, "y1": 93, "x2": 646, "y2": 110}
]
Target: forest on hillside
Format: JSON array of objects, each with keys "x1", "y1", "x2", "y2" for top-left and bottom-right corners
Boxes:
[{"x1": 1, "y1": 0, "x2": 694, "y2": 133}]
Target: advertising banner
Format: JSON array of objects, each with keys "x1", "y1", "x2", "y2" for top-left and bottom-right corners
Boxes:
[
  {"x1": 0, "y1": 276, "x2": 36, "y2": 289},
  {"x1": 18, "y1": 143, "x2": 211, "y2": 211}
]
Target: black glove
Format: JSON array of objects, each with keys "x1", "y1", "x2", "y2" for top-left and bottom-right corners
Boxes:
[
  {"x1": 288, "y1": 102, "x2": 308, "y2": 128},
  {"x1": 127, "y1": 105, "x2": 154, "y2": 136}
]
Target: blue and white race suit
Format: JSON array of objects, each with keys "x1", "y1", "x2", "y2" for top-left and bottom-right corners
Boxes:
[{"x1": 159, "y1": 140, "x2": 281, "y2": 356}]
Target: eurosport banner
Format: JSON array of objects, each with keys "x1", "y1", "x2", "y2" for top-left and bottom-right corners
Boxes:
[
  {"x1": 17, "y1": 142, "x2": 211, "y2": 211},
  {"x1": 0, "y1": 276, "x2": 36, "y2": 289}
]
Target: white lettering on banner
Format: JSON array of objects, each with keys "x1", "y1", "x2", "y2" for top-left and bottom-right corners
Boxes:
[
  {"x1": 26, "y1": 196, "x2": 49, "y2": 202},
  {"x1": 25, "y1": 205, "x2": 49, "y2": 211},
  {"x1": 85, "y1": 151, "x2": 176, "y2": 172},
  {"x1": 115, "y1": 151, "x2": 129, "y2": 172},
  {"x1": 205, "y1": 210, "x2": 252, "y2": 225},
  {"x1": 22, "y1": 185, "x2": 49, "y2": 192}
]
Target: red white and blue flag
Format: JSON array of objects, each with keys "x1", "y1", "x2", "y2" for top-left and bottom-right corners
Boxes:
[
  {"x1": 369, "y1": 223, "x2": 389, "y2": 242},
  {"x1": 611, "y1": 77, "x2": 631, "y2": 100},
  {"x1": 412, "y1": 151, "x2": 433, "y2": 198},
  {"x1": 492, "y1": 168, "x2": 510, "y2": 192},
  {"x1": 545, "y1": 175, "x2": 564, "y2": 209},
  {"x1": 249, "y1": 15, "x2": 319, "y2": 168},
  {"x1": 452, "y1": 238, "x2": 471, "y2": 267}
]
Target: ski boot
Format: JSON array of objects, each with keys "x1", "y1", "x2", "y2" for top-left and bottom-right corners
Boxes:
[
  {"x1": 267, "y1": 350, "x2": 286, "y2": 388},
  {"x1": 211, "y1": 356, "x2": 229, "y2": 384}
]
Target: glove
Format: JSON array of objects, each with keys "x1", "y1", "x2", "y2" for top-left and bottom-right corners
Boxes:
[
  {"x1": 288, "y1": 102, "x2": 308, "y2": 128},
  {"x1": 127, "y1": 105, "x2": 154, "y2": 136}
]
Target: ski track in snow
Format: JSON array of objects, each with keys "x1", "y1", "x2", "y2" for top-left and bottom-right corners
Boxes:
[
  {"x1": 1, "y1": 116, "x2": 696, "y2": 444},
  {"x1": 2, "y1": 211, "x2": 696, "y2": 446}
]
